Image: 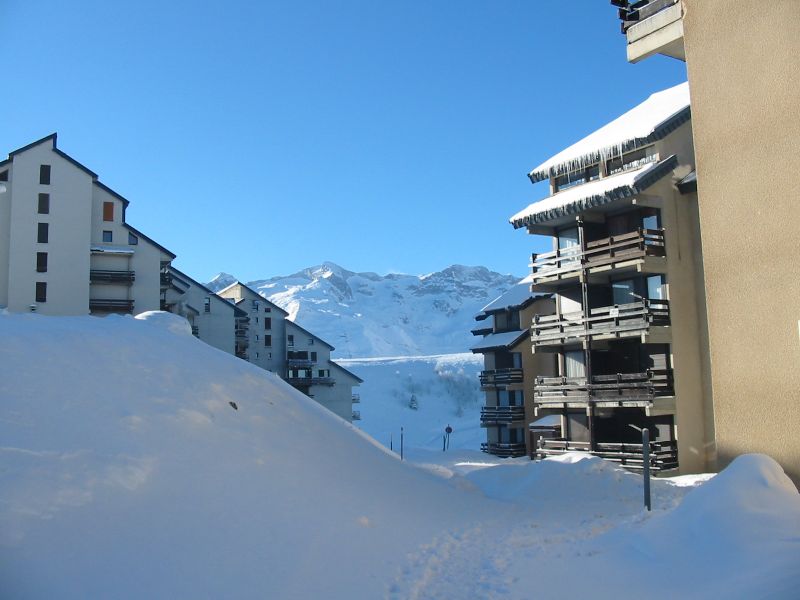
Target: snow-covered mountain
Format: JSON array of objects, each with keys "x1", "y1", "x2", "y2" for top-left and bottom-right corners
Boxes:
[{"x1": 208, "y1": 262, "x2": 520, "y2": 358}]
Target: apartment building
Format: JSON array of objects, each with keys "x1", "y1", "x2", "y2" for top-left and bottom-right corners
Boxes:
[
  {"x1": 509, "y1": 82, "x2": 713, "y2": 474},
  {"x1": 285, "y1": 319, "x2": 363, "y2": 422},
  {"x1": 0, "y1": 134, "x2": 174, "y2": 315},
  {"x1": 162, "y1": 266, "x2": 247, "y2": 357},
  {"x1": 472, "y1": 282, "x2": 556, "y2": 457},
  {"x1": 216, "y1": 281, "x2": 288, "y2": 373},
  {"x1": 612, "y1": 0, "x2": 800, "y2": 483}
]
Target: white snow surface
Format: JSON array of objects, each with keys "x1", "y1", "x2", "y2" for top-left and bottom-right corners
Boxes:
[
  {"x1": 209, "y1": 262, "x2": 520, "y2": 358},
  {"x1": 2, "y1": 313, "x2": 799, "y2": 599},
  {"x1": 529, "y1": 81, "x2": 689, "y2": 181},
  {"x1": 510, "y1": 159, "x2": 658, "y2": 225}
]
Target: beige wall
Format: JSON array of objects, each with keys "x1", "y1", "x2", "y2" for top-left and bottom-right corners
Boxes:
[{"x1": 683, "y1": 0, "x2": 800, "y2": 483}]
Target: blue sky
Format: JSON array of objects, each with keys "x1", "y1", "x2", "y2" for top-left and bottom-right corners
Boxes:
[{"x1": 1, "y1": 1, "x2": 686, "y2": 281}]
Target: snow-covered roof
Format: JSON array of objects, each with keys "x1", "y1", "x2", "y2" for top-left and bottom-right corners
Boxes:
[
  {"x1": 479, "y1": 280, "x2": 534, "y2": 315},
  {"x1": 510, "y1": 155, "x2": 678, "y2": 230},
  {"x1": 528, "y1": 82, "x2": 690, "y2": 183},
  {"x1": 90, "y1": 244, "x2": 135, "y2": 255},
  {"x1": 470, "y1": 330, "x2": 528, "y2": 353}
]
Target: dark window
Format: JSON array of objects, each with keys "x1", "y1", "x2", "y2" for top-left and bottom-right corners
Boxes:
[
  {"x1": 37, "y1": 223, "x2": 48, "y2": 243},
  {"x1": 318, "y1": 370, "x2": 325, "y2": 378},
  {"x1": 35, "y1": 281, "x2": 47, "y2": 302},
  {"x1": 0, "y1": 170, "x2": 8, "y2": 181},
  {"x1": 287, "y1": 334, "x2": 294, "y2": 347},
  {"x1": 554, "y1": 164, "x2": 600, "y2": 193},
  {"x1": 102, "y1": 230, "x2": 113, "y2": 243},
  {"x1": 38, "y1": 193, "x2": 49, "y2": 214},
  {"x1": 265, "y1": 307, "x2": 271, "y2": 313},
  {"x1": 36, "y1": 252, "x2": 48, "y2": 273},
  {"x1": 39, "y1": 165, "x2": 51, "y2": 185},
  {"x1": 103, "y1": 201, "x2": 114, "y2": 222},
  {"x1": 265, "y1": 335, "x2": 272, "y2": 347},
  {"x1": 128, "y1": 232, "x2": 138, "y2": 245},
  {"x1": 308, "y1": 338, "x2": 314, "y2": 345},
  {"x1": 204, "y1": 297, "x2": 211, "y2": 313},
  {"x1": 265, "y1": 317, "x2": 271, "y2": 330},
  {"x1": 310, "y1": 351, "x2": 317, "y2": 361}
]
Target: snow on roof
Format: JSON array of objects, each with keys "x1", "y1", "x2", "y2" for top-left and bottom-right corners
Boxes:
[
  {"x1": 529, "y1": 414, "x2": 561, "y2": 428},
  {"x1": 470, "y1": 330, "x2": 527, "y2": 352},
  {"x1": 510, "y1": 154, "x2": 677, "y2": 229},
  {"x1": 90, "y1": 244, "x2": 135, "y2": 255},
  {"x1": 479, "y1": 281, "x2": 534, "y2": 315},
  {"x1": 528, "y1": 82, "x2": 690, "y2": 183}
]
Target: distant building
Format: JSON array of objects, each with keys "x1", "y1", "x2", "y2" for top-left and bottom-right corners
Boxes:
[
  {"x1": 0, "y1": 134, "x2": 174, "y2": 316},
  {"x1": 613, "y1": 0, "x2": 800, "y2": 483},
  {"x1": 509, "y1": 82, "x2": 712, "y2": 474},
  {"x1": 472, "y1": 282, "x2": 556, "y2": 457},
  {"x1": 217, "y1": 280, "x2": 363, "y2": 422}
]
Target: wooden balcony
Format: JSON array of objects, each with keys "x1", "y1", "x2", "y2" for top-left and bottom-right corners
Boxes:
[
  {"x1": 90, "y1": 269, "x2": 135, "y2": 285},
  {"x1": 352, "y1": 394, "x2": 361, "y2": 404},
  {"x1": 535, "y1": 438, "x2": 678, "y2": 472},
  {"x1": 287, "y1": 359, "x2": 315, "y2": 368},
  {"x1": 530, "y1": 228, "x2": 665, "y2": 287},
  {"x1": 479, "y1": 368, "x2": 524, "y2": 388},
  {"x1": 480, "y1": 442, "x2": 527, "y2": 458},
  {"x1": 160, "y1": 271, "x2": 172, "y2": 287},
  {"x1": 351, "y1": 410, "x2": 361, "y2": 421},
  {"x1": 89, "y1": 299, "x2": 134, "y2": 313},
  {"x1": 480, "y1": 405, "x2": 525, "y2": 426},
  {"x1": 531, "y1": 299, "x2": 670, "y2": 347},
  {"x1": 533, "y1": 369, "x2": 674, "y2": 408},
  {"x1": 286, "y1": 376, "x2": 335, "y2": 387}
]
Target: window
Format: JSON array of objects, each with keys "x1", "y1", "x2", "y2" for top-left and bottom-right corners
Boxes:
[
  {"x1": 267, "y1": 352, "x2": 272, "y2": 359},
  {"x1": 204, "y1": 297, "x2": 211, "y2": 313},
  {"x1": 39, "y1": 165, "x2": 51, "y2": 185},
  {"x1": 554, "y1": 164, "x2": 600, "y2": 193},
  {"x1": 128, "y1": 232, "x2": 139, "y2": 245},
  {"x1": 287, "y1": 334, "x2": 294, "y2": 347},
  {"x1": 37, "y1": 223, "x2": 48, "y2": 243},
  {"x1": 38, "y1": 193, "x2": 49, "y2": 214},
  {"x1": 255, "y1": 352, "x2": 259, "y2": 359},
  {"x1": 36, "y1": 252, "x2": 48, "y2": 273},
  {"x1": 35, "y1": 281, "x2": 47, "y2": 303},
  {"x1": 265, "y1": 307, "x2": 271, "y2": 313},
  {"x1": 264, "y1": 317, "x2": 271, "y2": 330},
  {"x1": 647, "y1": 275, "x2": 666, "y2": 300},
  {"x1": 318, "y1": 369, "x2": 326, "y2": 378},
  {"x1": 308, "y1": 338, "x2": 314, "y2": 345},
  {"x1": 103, "y1": 201, "x2": 114, "y2": 222},
  {"x1": 255, "y1": 334, "x2": 259, "y2": 341},
  {"x1": 265, "y1": 335, "x2": 272, "y2": 347},
  {"x1": 606, "y1": 146, "x2": 658, "y2": 176},
  {"x1": 102, "y1": 230, "x2": 113, "y2": 243},
  {"x1": 310, "y1": 351, "x2": 317, "y2": 361},
  {"x1": 0, "y1": 170, "x2": 8, "y2": 181},
  {"x1": 255, "y1": 317, "x2": 259, "y2": 324}
]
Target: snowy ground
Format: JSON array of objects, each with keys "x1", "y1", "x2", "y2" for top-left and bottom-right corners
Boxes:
[
  {"x1": 338, "y1": 354, "x2": 484, "y2": 451},
  {"x1": 2, "y1": 313, "x2": 799, "y2": 599}
]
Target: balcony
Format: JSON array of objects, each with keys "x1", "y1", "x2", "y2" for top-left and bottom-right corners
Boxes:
[
  {"x1": 235, "y1": 329, "x2": 249, "y2": 340},
  {"x1": 533, "y1": 369, "x2": 674, "y2": 408},
  {"x1": 191, "y1": 325, "x2": 199, "y2": 337},
  {"x1": 619, "y1": 0, "x2": 685, "y2": 63},
  {"x1": 352, "y1": 394, "x2": 361, "y2": 404},
  {"x1": 479, "y1": 368, "x2": 524, "y2": 388},
  {"x1": 352, "y1": 410, "x2": 361, "y2": 421},
  {"x1": 536, "y1": 438, "x2": 678, "y2": 472},
  {"x1": 480, "y1": 442, "x2": 527, "y2": 458},
  {"x1": 90, "y1": 269, "x2": 135, "y2": 285},
  {"x1": 285, "y1": 376, "x2": 335, "y2": 387},
  {"x1": 236, "y1": 350, "x2": 249, "y2": 360},
  {"x1": 480, "y1": 405, "x2": 525, "y2": 426},
  {"x1": 531, "y1": 299, "x2": 670, "y2": 347},
  {"x1": 89, "y1": 299, "x2": 134, "y2": 313},
  {"x1": 160, "y1": 271, "x2": 172, "y2": 287},
  {"x1": 530, "y1": 228, "x2": 665, "y2": 287}
]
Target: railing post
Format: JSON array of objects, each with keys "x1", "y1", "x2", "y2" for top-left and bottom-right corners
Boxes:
[{"x1": 642, "y1": 428, "x2": 652, "y2": 511}]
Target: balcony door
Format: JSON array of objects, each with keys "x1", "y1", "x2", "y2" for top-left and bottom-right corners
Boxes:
[
  {"x1": 564, "y1": 350, "x2": 586, "y2": 381},
  {"x1": 612, "y1": 278, "x2": 637, "y2": 305},
  {"x1": 558, "y1": 227, "x2": 580, "y2": 268}
]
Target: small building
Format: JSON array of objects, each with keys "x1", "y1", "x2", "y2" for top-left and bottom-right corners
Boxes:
[
  {"x1": 509, "y1": 82, "x2": 713, "y2": 474},
  {"x1": 472, "y1": 281, "x2": 556, "y2": 457},
  {"x1": 0, "y1": 134, "x2": 174, "y2": 316}
]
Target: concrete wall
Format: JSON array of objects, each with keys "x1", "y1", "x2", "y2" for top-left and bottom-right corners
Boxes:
[
  {"x1": 6, "y1": 141, "x2": 93, "y2": 315},
  {"x1": 683, "y1": 0, "x2": 800, "y2": 483},
  {"x1": 0, "y1": 165, "x2": 11, "y2": 306}
]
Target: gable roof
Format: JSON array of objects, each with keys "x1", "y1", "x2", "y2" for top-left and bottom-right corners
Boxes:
[
  {"x1": 285, "y1": 319, "x2": 335, "y2": 350},
  {"x1": 8, "y1": 133, "x2": 100, "y2": 179},
  {"x1": 329, "y1": 360, "x2": 364, "y2": 384},
  {"x1": 216, "y1": 281, "x2": 290, "y2": 316},
  {"x1": 94, "y1": 180, "x2": 130, "y2": 208},
  {"x1": 124, "y1": 223, "x2": 176, "y2": 259},
  {"x1": 528, "y1": 82, "x2": 690, "y2": 183},
  {"x1": 511, "y1": 154, "x2": 678, "y2": 230},
  {"x1": 168, "y1": 266, "x2": 245, "y2": 315}
]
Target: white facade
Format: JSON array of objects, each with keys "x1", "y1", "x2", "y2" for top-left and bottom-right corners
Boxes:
[{"x1": 0, "y1": 134, "x2": 174, "y2": 316}]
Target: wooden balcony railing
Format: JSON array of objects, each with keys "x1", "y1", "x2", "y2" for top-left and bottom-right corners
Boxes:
[
  {"x1": 535, "y1": 438, "x2": 678, "y2": 472},
  {"x1": 530, "y1": 228, "x2": 665, "y2": 284},
  {"x1": 352, "y1": 394, "x2": 361, "y2": 403},
  {"x1": 352, "y1": 410, "x2": 362, "y2": 421},
  {"x1": 480, "y1": 442, "x2": 527, "y2": 458},
  {"x1": 531, "y1": 299, "x2": 670, "y2": 347},
  {"x1": 480, "y1": 405, "x2": 526, "y2": 426},
  {"x1": 479, "y1": 368, "x2": 524, "y2": 388},
  {"x1": 533, "y1": 369, "x2": 674, "y2": 406},
  {"x1": 286, "y1": 376, "x2": 335, "y2": 387},
  {"x1": 89, "y1": 299, "x2": 134, "y2": 313},
  {"x1": 287, "y1": 358, "x2": 315, "y2": 368},
  {"x1": 619, "y1": 0, "x2": 679, "y2": 33},
  {"x1": 90, "y1": 269, "x2": 135, "y2": 284}
]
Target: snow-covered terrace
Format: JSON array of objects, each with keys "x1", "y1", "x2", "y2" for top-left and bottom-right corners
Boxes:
[
  {"x1": 528, "y1": 82, "x2": 690, "y2": 183},
  {"x1": 510, "y1": 154, "x2": 678, "y2": 230}
]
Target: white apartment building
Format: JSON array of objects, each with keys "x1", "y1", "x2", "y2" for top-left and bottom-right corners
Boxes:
[
  {"x1": 0, "y1": 134, "x2": 174, "y2": 315},
  {"x1": 163, "y1": 266, "x2": 247, "y2": 357},
  {"x1": 216, "y1": 281, "x2": 288, "y2": 374}
]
